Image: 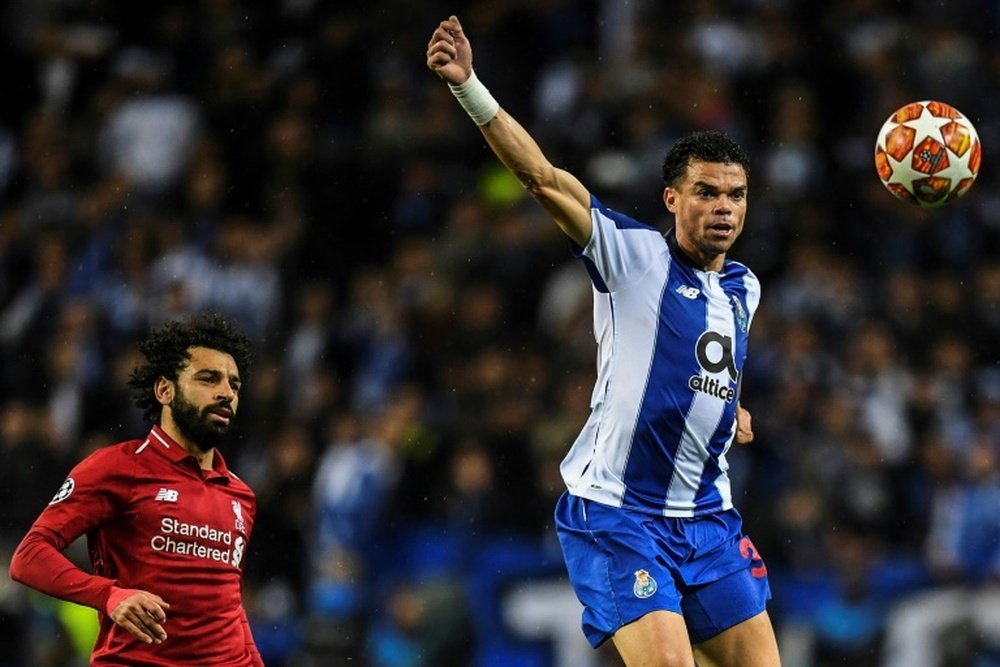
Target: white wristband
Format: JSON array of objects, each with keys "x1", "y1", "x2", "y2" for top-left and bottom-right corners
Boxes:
[{"x1": 448, "y1": 70, "x2": 500, "y2": 126}]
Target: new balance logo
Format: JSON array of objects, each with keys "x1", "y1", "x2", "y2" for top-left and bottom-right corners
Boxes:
[
  {"x1": 155, "y1": 488, "x2": 179, "y2": 503},
  {"x1": 676, "y1": 285, "x2": 700, "y2": 299}
]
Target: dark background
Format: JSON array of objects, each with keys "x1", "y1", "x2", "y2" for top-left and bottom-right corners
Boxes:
[{"x1": 1, "y1": 1, "x2": 1000, "y2": 665}]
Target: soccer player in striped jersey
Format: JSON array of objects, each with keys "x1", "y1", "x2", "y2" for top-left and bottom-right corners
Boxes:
[
  {"x1": 428, "y1": 15, "x2": 781, "y2": 667},
  {"x1": 9, "y1": 313, "x2": 263, "y2": 666}
]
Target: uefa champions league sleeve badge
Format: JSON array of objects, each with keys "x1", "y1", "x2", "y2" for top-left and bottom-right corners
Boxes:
[{"x1": 49, "y1": 478, "x2": 75, "y2": 504}]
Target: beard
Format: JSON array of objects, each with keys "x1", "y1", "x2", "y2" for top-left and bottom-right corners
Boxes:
[{"x1": 170, "y1": 387, "x2": 232, "y2": 452}]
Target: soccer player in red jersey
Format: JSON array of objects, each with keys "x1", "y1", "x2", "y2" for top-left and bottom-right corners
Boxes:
[{"x1": 9, "y1": 312, "x2": 264, "y2": 666}]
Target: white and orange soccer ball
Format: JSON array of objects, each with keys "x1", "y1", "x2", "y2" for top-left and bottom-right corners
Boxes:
[{"x1": 874, "y1": 100, "x2": 982, "y2": 207}]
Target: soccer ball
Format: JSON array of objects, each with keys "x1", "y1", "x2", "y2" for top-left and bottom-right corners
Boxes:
[{"x1": 874, "y1": 100, "x2": 982, "y2": 207}]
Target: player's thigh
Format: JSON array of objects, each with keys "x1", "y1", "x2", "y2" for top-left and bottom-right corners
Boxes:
[
  {"x1": 692, "y1": 610, "x2": 780, "y2": 667},
  {"x1": 613, "y1": 609, "x2": 696, "y2": 667}
]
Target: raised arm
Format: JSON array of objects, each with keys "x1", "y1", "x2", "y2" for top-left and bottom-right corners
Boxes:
[{"x1": 426, "y1": 15, "x2": 593, "y2": 247}]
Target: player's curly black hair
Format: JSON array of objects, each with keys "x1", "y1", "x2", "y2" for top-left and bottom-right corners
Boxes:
[
  {"x1": 127, "y1": 312, "x2": 254, "y2": 423},
  {"x1": 661, "y1": 130, "x2": 750, "y2": 188}
]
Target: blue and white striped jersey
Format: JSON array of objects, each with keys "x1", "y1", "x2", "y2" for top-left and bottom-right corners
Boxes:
[{"x1": 560, "y1": 195, "x2": 761, "y2": 518}]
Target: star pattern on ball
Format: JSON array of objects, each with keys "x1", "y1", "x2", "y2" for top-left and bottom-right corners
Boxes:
[{"x1": 875, "y1": 100, "x2": 981, "y2": 207}]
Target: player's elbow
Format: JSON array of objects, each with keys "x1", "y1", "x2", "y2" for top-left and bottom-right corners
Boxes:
[
  {"x1": 9, "y1": 531, "x2": 51, "y2": 585},
  {"x1": 513, "y1": 161, "x2": 555, "y2": 196},
  {"x1": 507, "y1": 160, "x2": 555, "y2": 196},
  {"x1": 9, "y1": 540, "x2": 29, "y2": 584}
]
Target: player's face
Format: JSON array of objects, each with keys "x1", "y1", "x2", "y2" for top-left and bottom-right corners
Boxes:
[
  {"x1": 170, "y1": 346, "x2": 241, "y2": 452},
  {"x1": 663, "y1": 160, "x2": 747, "y2": 271}
]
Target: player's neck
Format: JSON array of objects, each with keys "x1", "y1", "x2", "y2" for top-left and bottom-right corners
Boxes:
[
  {"x1": 664, "y1": 227, "x2": 726, "y2": 272},
  {"x1": 676, "y1": 235, "x2": 724, "y2": 272},
  {"x1": 183, "y1": 443, "x2": 215, "y2": 471},
  {"x1": 158, "y1": 419, "x2": 216, "y2": 470}
]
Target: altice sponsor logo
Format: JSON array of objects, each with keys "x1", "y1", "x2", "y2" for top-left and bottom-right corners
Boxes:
[
  {"x1": 688, "y1": 374, "x2": 736, "y2": 402},
  {"x1": 689, "y1": 330, "x2": 738, "y2": 402}
]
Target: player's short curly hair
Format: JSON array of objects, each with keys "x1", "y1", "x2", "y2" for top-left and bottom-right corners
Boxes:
[
  {"x1": 128, "y1": 312, "x2": 254, "y2": 423},
  {"x1": 661, "y1": 130, "x2": 750, "y2": 188}
]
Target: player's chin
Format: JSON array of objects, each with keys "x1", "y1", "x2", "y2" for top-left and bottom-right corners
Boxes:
[
  {"x1": 200, "y1": 416, "x2": 232, "y2": 438},
  {"x1": 702, "y1": 236, "x2": 736, "y2": 255},
  {"x1": 210, "y1": 420, "x2": 233, "y2": 436}
]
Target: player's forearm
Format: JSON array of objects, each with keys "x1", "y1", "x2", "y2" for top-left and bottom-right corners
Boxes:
[
  {"x1": 479, "y1": 107, "x2": 555, "y2": 189},
  {"x1": 9, "y1": 529, "x2": 116, "y2": 611}
]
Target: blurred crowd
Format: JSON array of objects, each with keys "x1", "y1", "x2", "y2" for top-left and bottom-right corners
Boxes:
[{"x1": 2, "y1": 0, "x2": 1000, "y2": 666}]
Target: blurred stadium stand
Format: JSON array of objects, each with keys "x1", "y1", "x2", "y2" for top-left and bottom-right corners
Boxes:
[{"x1": 3, "y1": 1, "x2": 1000, "y2": 665}]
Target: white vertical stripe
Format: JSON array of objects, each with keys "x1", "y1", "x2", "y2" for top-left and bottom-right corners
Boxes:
[
  {"x1": 714, "y1": 449, "x2": 733, "y2": 510},
  {"x1": 593, "y1": 261, "x2": 672, "y2": 505},
  {"x1": 561, "y1": 221, "x2": 672, "y2": 509}
]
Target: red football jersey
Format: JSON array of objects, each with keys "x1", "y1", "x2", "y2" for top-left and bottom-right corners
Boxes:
[{"x1": 10, "y1": 425, "x2": 262, "y2": 666}]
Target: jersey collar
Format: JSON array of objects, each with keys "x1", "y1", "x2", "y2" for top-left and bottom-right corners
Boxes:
[
  {"x1": 148, "y1": 424, "x2": 232, "y2": 481},
  {"x1": 665, "y1": 228, "x2": 702, "y2": 270}
]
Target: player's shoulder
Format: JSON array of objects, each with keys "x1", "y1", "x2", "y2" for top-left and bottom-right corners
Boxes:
[
  {"x1": 223, "y1": 471, "x2": 257, "y2": 508},
  {"x1": 722, "y1": 258, "x2": 760, "y2": 286},
  {"x1": 78, "y1": 437, "x2": 147, "y2": 464},
  {"x1": 590, "y1": 194, "x2": 660, "y2": 234},
  {"x1": 230, "y1": 469, "x2": 258, "y2": 497},
  {"x1": 225, "y1": 468, "x2": 254, "y2": 490},
  {"x1": 67, "y1": 437, "x2": 146, "y2": 482}
]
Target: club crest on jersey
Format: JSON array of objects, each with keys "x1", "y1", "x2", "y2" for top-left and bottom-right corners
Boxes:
[
  {"x1": 232, "y1": 500, "x2": 245, "y2": 532},
  {"x1": 50, "y1": 478, "x2": 75, "y2": 504},
  {"x1": 730, "y1": 294, "x2": 748, "y2": 333},
  {"x1": 633, "y1": 569, "x2": 657, "y2": 599}
]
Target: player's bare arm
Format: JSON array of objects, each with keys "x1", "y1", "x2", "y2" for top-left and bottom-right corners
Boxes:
[{"x1": 427, "y1": 15, "x2": 593, "y2": 247}]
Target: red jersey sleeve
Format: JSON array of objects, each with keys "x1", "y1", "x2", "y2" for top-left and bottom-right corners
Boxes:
[{"x1": 9, "y1": 445, "x2": 134, "y2": 611}]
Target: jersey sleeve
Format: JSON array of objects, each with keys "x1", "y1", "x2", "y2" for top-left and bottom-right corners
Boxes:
[
  {"x1": 576, "y1": 195, "x2": 667, "y2": 292},
  {"x1": 8, "y1": 446, "x2": 131, "y2": 610},
  {"x1": 8, "y1": 532, "x2": 117, "y2": 610},
  {"x1": 743, "y1": 268, "x2": 762, "y2": 325}
]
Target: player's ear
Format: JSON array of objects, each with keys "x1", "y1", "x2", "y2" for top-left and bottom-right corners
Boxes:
[
  {"x1": 663, "y1": 186, "x2": 678, "y2": 213},
  {"x1": 154, "y1": 376, "x2": 174, "y2": 406}
]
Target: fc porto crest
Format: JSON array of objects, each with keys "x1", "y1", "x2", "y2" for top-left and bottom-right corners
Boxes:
[
  {"x1": 730, "y1": 295, "x2": 748, "y2": 333},
  {"x1": 633, "y1": 569, "x2": 657, "y2": 599}
]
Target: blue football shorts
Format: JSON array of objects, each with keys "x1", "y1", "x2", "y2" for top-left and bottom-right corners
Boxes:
[{"x1": 554, "y1": 490, "x2": 771, "y2": 647}]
